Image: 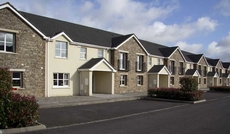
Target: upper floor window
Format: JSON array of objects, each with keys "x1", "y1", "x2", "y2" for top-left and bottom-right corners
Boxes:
[
  {"x1": 98, "y1": 49, "x2": 103, "y2": 58},
  {"x1": 55, "y1": 41, "x2": 67, "y2": 58},
  {"x1": 12, "y1": 72, "x2": 23, "y2": 88},
  {"x1": 179, "y1": 62, "x2": 183, "y2": 75},
  {"x1": 157, "y1": 58, "x2": 160, "y2": 65},
  {"x1": 170, "y1": 60, "x2": 175, "y2": 74},
  {"x1": 80, "y1": 47, "x2": 87, "y2": 59},
  {"x1": 137, "y1": 55, "x2": 144, "y2": 71},
  {"x1": 0, "y1": 32, "x2": 15, "y2": 52},
  {"x1": 53, "y1": 73, "x2": 69, "y2": 87},
  {"x1": 148, "y1": 57, "x2": 152, "y2": 66},
  {"x1": 119, "y1": 53, "x2": 128, "y2": 70}
]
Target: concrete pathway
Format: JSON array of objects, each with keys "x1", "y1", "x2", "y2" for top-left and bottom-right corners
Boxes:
[{"x1": 37, "y1": 91, "x2": 147, "y2": 108}]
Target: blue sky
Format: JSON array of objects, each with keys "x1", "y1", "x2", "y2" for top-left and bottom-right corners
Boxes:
[{"x1": 1, "y1": 0, "x2": 230, "y2": 61}]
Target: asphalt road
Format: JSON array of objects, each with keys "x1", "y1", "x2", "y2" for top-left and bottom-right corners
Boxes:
[{"x1": 25, "y1": 92, "x2": 230, "y2": 134}]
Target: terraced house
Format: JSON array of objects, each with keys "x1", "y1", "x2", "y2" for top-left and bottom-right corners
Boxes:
[{"x1": 0, "y1": 3, "x2": 229, "y2": 97}]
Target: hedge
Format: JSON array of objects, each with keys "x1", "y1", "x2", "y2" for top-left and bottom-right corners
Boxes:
[
  {"x1": 209, "y1": 86, "x2": 230, "y2": 92},
  {"x1": 0, "y1": 68, "x2": 39, "y2": 129},
  {"x1": 148, "y1": 88, "x2": 204, "y2": 101}
]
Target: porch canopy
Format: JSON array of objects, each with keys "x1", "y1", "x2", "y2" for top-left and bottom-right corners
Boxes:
[
  {"x1": 222, "y1": 73, "x2": 230, "y2": 86},
  {"x1": 185, "y1": 69, "x2": 200, "y2": 77},
  {"x1": 148, "y1": 65, "x2": 171, "y2": 88},
  {"x1": 207, "y1": 72, "x2": 219, "y2": 86},
  {"x1": 78, "y1": 58, "x2": 116, "y2": 96}
]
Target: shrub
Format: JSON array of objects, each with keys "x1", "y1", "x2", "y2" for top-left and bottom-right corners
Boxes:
[
  {"x1": 0, "y1": 67, "x2": 39, "y2": 129},
  {"x1": 0, "y1": 68, "x2": 12, "y2": 93},
  {"x1": 209, "y1": 86, "x2": 230, "y2": 92},
  {"x1": 148, "y1": 88, "x2": 204, "y2": 101},
  {"x1": 180, "y1": 77, "x2": 198, "y2": 92}
]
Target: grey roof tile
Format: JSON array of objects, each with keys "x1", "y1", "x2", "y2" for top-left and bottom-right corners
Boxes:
[
  {"x1": 148, "y1": 65, "x2": 165, "y2": 73},
  {"x1": 185, "y1": 69, "x2": 197, "y2": 76},
  {"x1": 78, "y1": 58, "x2": 104, "y2": 69}
]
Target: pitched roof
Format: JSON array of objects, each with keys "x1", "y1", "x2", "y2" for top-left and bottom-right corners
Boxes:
[
  {"x1": 141, "y1": 40, "x2": 166, "y2": 57},
  {"x1": 187, "y1": 54, "x2": 203, "y2": 63},
  {"x1": 185, "y1": 69, "x2": 199, "y2": 76},
  {"x1": 19, "y1": 11, "x2": 121, "y2": 47},
  {"x1": 181, "y1": 51, "x2": 194, "y2": 62},
  {"x1": 78, "y1": 58, "x2": 104, "y2": 69},
  {"x1": 159, "y1": 46, "x2": 178, "y2": 57},
  {"x1": 222, "y1": 73, "x2": 229, "y2": 78},
  {"x1": 206, "y1": 58, "x2": 219, "y2": 66},
  {"x1": 207, "y1": 72, "x2": 218, "y2": 77},
  {"x1": 111, "y1": 34, "x2": 133, "y2": 48},
  {"x1": 148, "y1": 65, "x2": 165, "y2": 73},
  {"x1": 222, "y1": 62, "x2": 230, "y2": 69}
]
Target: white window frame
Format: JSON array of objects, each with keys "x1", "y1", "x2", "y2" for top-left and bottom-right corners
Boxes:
[
  {"x1": 0, "y1": 31, "x2": 15, "y2": 53},
  {"x1": 119, "y1": 53, "x2": 127, "y2": 70},
  {"x1": 120, "y1": 75, "x2": 127, "y2": 86},
  {"x1": 98, "y1": 49, "x2": 103, "y2": 58},
  {"x1": 137, "y1": 55, "x2": 143, "y2": 71},
  {"x1": 157, "y1": 58, "x2": 160, "y2": 65},
  {"x1": 12, "y1": 72, "x2": 23, "y2": 88},
  {"x1": 55, "y1": 41, "x2": 67, "y2": 58},
  {"x1": 137, "y1": 75, "x2": 143, "y2": 85},
  {"x1": 80, "y1": 47, "x2": 87, "y2": 59},
  {"x1": 148, "y1": 57, "x2": 152, "y2": 66},
  {"x1": 53, "y1": 73, "x2": 69, "y2": 88}
]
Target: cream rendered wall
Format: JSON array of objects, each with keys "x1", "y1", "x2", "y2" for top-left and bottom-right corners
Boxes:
[
  {"x1": 80, "y1": 71, "x2": 90, "y2": 95},
  {"x1": 148, "y1": 74, "x2": 157, "y2": 88},
  {"x1": 48, "y1": 35, "x2": 104, "y2": 96},
  {"x1": 159, "y1": 75, "x2": 168, "y2": 87},
  {"x1": 94, "y1": 71, "x2": 112, "y2": 93},
  {"x1": 147, "y1": 56, "x2": 163, "y2": 71}
]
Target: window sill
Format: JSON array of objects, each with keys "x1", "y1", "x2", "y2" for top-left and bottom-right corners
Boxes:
[
  {"x1": 54, "y1": 56, "x2": 68, "y2": 59},
  {"x1": 0, "y1": 51, "x2": 17, "y2": 55},
  {"x1": 119, "y1": 85, "x2": 127, "y2": 87},
  {"x1": 52, "y1": 86, "x2": 70, "y2": 89},
  {"x1": 137, "y1": 84, "x2": 143, "y2": 86},
  {"x1": 80, "y1": 58, "x2": 87, "y2": 61}
]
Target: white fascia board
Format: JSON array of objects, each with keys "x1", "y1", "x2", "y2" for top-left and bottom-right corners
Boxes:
[
  {"x1": 71, "y1": 41, "x2": 110, "y2": 49},
  {"x1": 169, "y1": 47, "x2": 187, "y2": 62},
  {"x1": 162, "y1": 66, "x2": 171, "y2": 75},
  {"x1": 148, "y1": 54, "x2": 164, "y2": 58},
  {"x1": 90, "y1": 59, "x2": 117, "y2": 72},
  {"x1": 51, "y1": 32, "x2": 73, "y2": 42},
  {"x1": 0, "y1": 4, "x2": 49, "y2": 40},
  {"x1": 195, "y1": 70, "x2": 201, "y2": 77},
  {"x1": 114, "y1": 34, "x2": 149, "y2": 55}
]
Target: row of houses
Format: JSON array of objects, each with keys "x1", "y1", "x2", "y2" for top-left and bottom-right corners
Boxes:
[{"x1": 0, "y1": 3, "x2": 229, "y2": 97}]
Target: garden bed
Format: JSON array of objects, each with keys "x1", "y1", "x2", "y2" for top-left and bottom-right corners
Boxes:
[
  {"x1": 209, "y1": 86, "x2": 230, "y2": 92},
  {"x1": 148, "y1": 88, "x2": 204, "y2": 101}
]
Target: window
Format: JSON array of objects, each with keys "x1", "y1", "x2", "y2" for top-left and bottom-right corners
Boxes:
[
  {"x1": 170, "y1": 61, "x2": 175, "y2": 74},
  {"x1": 137, "y1": 55, "x2": 143, "y2": 71},
  {"x1": 220, "y1": 79, "x2": 222, "y2": 84},
  {"x1": 148, "y1": 57, "x2": 152, "y2": 66},
  {"x1": 0, "y1": 32, "x2": 15, "y2": 52},
  {"x1": 157, "y1": 58, "x2": 160, "y2": 65},
  {"x1": 137, "y1": 75, "x2": 143, "y2": 85},
  {"x1": 55, "y1": 41, "x2": 67, "y2": 58},
  {"x1": 53, "y1": 73, "x2": 69, "y2": 87},
  {"x1": 204, "y1": 78, "x2": 206, "y2": 84},
  {"x1": 199, "y1": 78, "x2": 201, "y2": 84},
  {"x1": 80, "y1": 47, "x2": 87, "y2": 59},
  {"x1": 119, "y1": 53, "x2": 127, "y2": 70},
  {"x1": 98, "y1": 49, "x2": 103, "y2": 58},
  {"x1": 179, "y1": 62, "x2": 183, "y2": 75},
  {"x1": 12, "y1": 72, "x2": 22, "y2": 88},
  {"x1": 170, "y1": 77, "x2": 174, "y2": 85},
  {"x1": 120, "y1": 75, "x2": 127, "y2": 86}
]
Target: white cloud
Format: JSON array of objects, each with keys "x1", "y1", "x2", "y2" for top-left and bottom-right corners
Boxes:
[
  {"x1": 175, "y1": 41, "x2": 203, "y2": 54},
  {"x1": 206, "y1": 32, "x2": 230, "y2": 61},
  {"x1": 215, "y1": 0, "x2": 230, "y2": 17}
]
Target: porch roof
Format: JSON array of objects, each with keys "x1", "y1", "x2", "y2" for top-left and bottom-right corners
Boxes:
[
  {"x1": 207, "y1": 72, "x2": 219, "y2": 77},
  {"x1": 148, "y1": 65, "x2": 171, "y2": 75},
  {"x1": 222, "y1": 73, "x2": 229, "y2": 78},
  {"x1": 78, "y1": 58, "x2": 116, "y2": 72},
  {"x1": 185, "y1": 69, "x2": 200, "y2": 77}
]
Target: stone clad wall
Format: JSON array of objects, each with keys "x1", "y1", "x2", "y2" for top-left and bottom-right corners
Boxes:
[
  {"x1": 113, "y1": 37, "x2": 148, "y2": 93},
  {"x1": 198, "y1": 57, "x2": 208, "y2": 88},
  {"x1": 0, "y1": 8, "x2": 46, "y2": 97},
  {"x1": 166, "y1": 49, "x2": 186, "y2": 88}
]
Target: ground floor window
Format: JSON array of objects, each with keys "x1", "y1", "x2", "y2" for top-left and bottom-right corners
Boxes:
[
  {"x1": 204, "y1": 78, "x2": 206, "y2": 84},
  {"x1": 199, "y1": 78, "x2": 201, "y2": 84},
  {"x1": 120, "y1": 75, "x2": 127, "y2": 86},
  {"x1": 53, "y1": 73, "x2": 69, "y2": 87},
  {"x1": 220, "y1": 79, "x2": 222, "y2": 84},
  {"x1": 170, "y1": 77, "x2": 174, "y2": 85},
  {"x1": 137, "y1": 75, "x2": 143, "y2": 85},
  {"x1": 12, "y1": 72, "x2": 23, "y2": 88}
]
